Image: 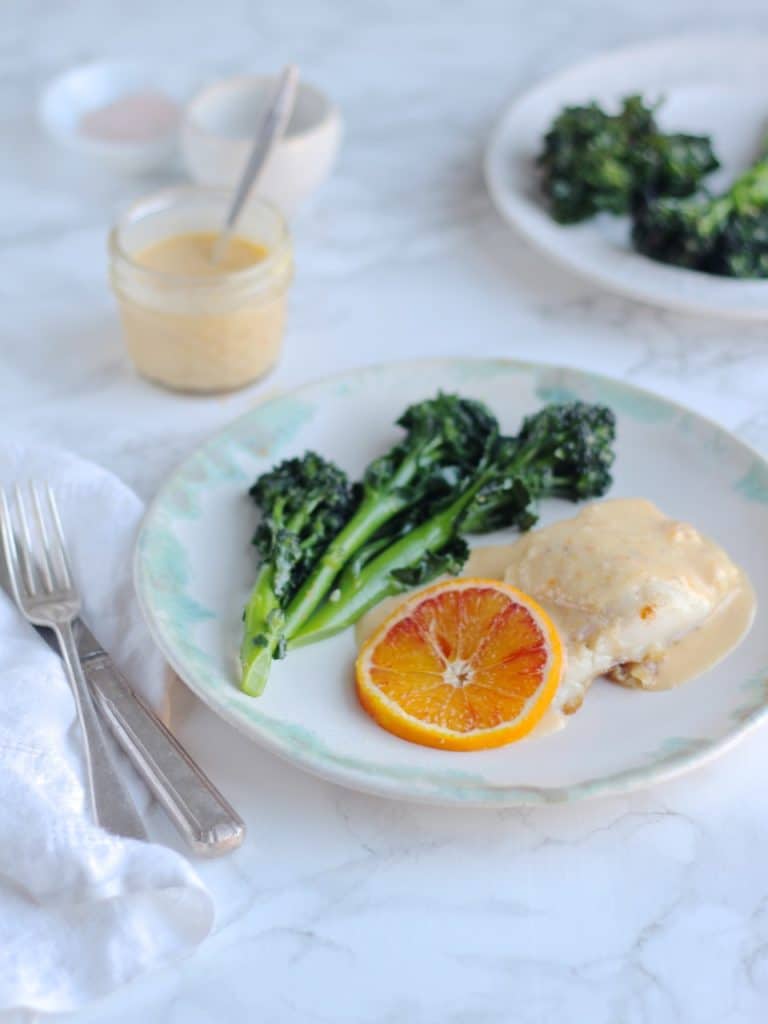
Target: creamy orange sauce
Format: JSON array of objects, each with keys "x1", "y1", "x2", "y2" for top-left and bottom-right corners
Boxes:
[
  {"x1": 355, "y1": 498, "x2": 755, "y2": 731},
  {"x1": 114, "y1": 230, "x2": 286, "y2": 393},
  {"x1": 611, "y1": 574, "x2": 755, "y2": 691},
  {"x1": 135, "y1": 231, "x2": 268, "y2": 275}
]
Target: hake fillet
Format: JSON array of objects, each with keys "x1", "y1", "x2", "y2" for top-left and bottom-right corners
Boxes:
[{"x1": 503, "y1": 498, "x2": 750, "y2": 713}]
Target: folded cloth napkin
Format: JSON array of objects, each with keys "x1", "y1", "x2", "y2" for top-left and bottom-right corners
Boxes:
[{"x1": 0, "y1": 443, "x2": 214, "y2": 1015}]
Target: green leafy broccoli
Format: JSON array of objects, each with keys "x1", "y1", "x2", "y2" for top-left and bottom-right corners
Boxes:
[
  {"x1": 461, "y1": 402, "x2": 617, "y2": 533},
  {"x1": 289, "y1": 402, "x2": 616, "y2": 648},
  {"x1": 241, "y1": 393, "x2": 499, "y2": 694},
  {"x1": 279, "y1": 393, "x2": 498, "y2": 632},
  {"x1": 240, "y1": 452, "x2": 353, "y2": 695},
  {"x1": 632, "y1": 143, "x2": 768, "y2": 276},
  {"x1": 538, "y1": 95, "x2": 719, "y2": 224}
]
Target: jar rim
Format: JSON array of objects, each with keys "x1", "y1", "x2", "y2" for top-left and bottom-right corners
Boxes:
[{"x1": 109, "y1": 184, "x2": 291, "y2": 290}]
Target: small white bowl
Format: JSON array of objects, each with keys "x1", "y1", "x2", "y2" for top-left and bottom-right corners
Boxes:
[
  {"x1": 181, "y1": 75, "x2": 343, "y2": 216},
  {"x1": 39, "y1": 61, "x2": 185, "y2": 174}
]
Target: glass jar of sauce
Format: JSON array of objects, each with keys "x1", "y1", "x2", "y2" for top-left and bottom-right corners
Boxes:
[{"x1": 109, "y1": 186, "x2": 292, "y2": 392}]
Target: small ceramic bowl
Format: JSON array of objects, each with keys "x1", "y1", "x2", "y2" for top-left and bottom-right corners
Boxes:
[
  {"x1": 39, "y1": 61, "x2": 185, "y2": 174},
  {"x1": 181, "y1": 75, "x2": 343, "y2": 216}
]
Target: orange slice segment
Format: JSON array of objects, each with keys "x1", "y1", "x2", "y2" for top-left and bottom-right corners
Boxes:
[{"x1": 356, "y1": 578, "x2": 564, "y2": 751}]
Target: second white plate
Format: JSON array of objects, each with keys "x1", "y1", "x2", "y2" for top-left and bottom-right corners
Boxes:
[{"x1": 485, "y1": 33, "x2": 768, "y2": 318}]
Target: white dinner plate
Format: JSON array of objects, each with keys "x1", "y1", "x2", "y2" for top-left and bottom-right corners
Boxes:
[
  {"x1": 484, "y1": 33, "x2": 768, "y2": 318},
  {"x1": 135, "y1": 359, "x2": 768, "y2": 806}
]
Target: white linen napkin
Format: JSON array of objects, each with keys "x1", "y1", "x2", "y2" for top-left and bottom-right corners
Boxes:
[{"x1": 0, "y1": 443, "x2": 214, "y2": 1015}]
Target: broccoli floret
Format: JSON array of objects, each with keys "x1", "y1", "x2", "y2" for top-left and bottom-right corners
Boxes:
[
  {"x1": 240, "y1": 452, "x2": 353, "y2": 695},
  {"x1": 632, "y1": 145, "x2": 768, "y2": 277},
  {"x1": 248, "y1": 452, "x2": 352, "y2": 599},
  {"x1": 538, "y1": 95, "x2": 719, "y2": 224},
  {"x1": 461, "y1": 402, "x2": 616, "y2": 533},
  {"x1": 290, "y1": 402, "x2": 616, "y2": 647}
]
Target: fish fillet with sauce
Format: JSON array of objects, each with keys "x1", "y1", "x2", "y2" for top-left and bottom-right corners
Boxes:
[{"x1": 501, "y1": 498, "x2": 754, "y2": 713}]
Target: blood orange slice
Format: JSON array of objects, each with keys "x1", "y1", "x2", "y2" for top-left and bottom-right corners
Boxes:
[{"x1": 355, "y1": 578, "x2": 564, "y2": 750}]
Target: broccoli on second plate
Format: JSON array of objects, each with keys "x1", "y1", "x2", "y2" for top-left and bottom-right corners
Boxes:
[
  {"x1": 632, "y1": 140, "x2": 768, "y2": 277},
  {"x1": 538, "y1": 94, "x2": 719, "y2": 224}
]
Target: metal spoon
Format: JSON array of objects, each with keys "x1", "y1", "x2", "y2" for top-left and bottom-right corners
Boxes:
[{"x1": 211, "y1": 64, "x2": 299, "y2": 266}]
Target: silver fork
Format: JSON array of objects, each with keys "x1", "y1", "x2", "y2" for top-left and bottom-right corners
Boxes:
[{"x1": 0, "y1": 483, "x2": 147, "y2": 841}]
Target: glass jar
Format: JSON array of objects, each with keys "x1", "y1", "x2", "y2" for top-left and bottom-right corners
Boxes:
[{"x1": 109, "y1": 186, "x2": 293, "y2": 393}]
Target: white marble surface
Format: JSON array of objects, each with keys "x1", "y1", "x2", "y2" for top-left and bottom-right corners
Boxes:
[{"x1": 5, "y1": 1, "x2": 768, "y2": 1021}]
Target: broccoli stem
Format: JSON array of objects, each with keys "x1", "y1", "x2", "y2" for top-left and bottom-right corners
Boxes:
[
  {"x1": 282, "y1": 492, "x2": 404, "y2": 635},
  {"x1": 288, "y1": 477, "x2": 488, "y2": 648},
  {"x1": 240, "y1": 564, "x2": 286, "y2": 696},
  {"x1": 282, "y1": 443, "x2": 438, "y2": 638}
]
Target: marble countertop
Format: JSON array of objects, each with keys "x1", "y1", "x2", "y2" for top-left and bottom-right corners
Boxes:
[{"x1": 6, "y1": 1, "x2": 768, "y2": 1021}]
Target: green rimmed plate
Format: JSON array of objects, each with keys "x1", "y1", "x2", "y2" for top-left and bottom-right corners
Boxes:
[{"x1": 134, "y1": 359, "x2": 768, "y2": 806}]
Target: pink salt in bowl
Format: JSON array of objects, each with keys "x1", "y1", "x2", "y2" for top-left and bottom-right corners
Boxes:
[{"x1": 39, "y1": 61, "x2": 189, "y2": 174}]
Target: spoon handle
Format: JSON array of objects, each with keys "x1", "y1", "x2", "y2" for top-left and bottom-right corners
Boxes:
[{"x1": 213, "y1": 65, "x2": 299, "y2": 264}]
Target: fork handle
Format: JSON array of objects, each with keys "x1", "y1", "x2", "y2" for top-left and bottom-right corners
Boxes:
[{"x1": 55, "y1": 622, "x2": 147, "y2": 841}]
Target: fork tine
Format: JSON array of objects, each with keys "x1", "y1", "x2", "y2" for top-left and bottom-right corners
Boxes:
[
  {"x1": 29, "y1": 482, "x2": 55, "y2": 593},
  {"x1": 46, "y1": 486, "x2": 73, "y2": 589},
  {"x1": 13, "y1": 484, "x2": 38, "y2": 595},
  {"x1": 0, "y1": 490, "x2": 23, "y2": 602}
]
